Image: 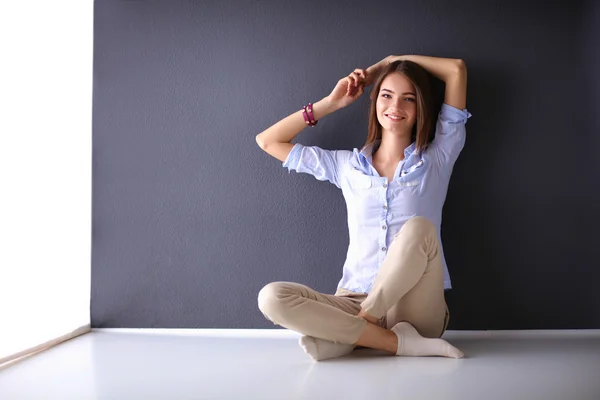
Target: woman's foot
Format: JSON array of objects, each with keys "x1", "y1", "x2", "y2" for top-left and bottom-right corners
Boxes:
[
  {"x1": 299, "y1": 336, "x2": 355, "y2": 361},
  {"x1": 391, "y1": 321, "x2": 464, "y2": 358}
]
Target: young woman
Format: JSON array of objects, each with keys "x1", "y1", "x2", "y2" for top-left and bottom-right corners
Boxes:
[{"x1": 255, "y1": 54, "x2": 471, "y2": 361}]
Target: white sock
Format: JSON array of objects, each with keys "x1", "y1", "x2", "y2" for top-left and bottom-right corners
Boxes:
[
  {"x1": 391, "y1": 321, "x2": 464, "y2": 359},
  {"x1": 299, "y1": 336, "x2": 355, "y2": 361}
]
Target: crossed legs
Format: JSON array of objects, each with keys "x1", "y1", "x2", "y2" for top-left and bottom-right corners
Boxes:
[{"x1": 258, "y1": 217, "x2": 463, "y2": 360}]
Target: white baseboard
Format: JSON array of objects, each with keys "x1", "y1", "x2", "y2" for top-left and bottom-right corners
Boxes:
[
  {"x1": 92, "y1": 328, "x2": 303, "y2": 338},
  {"x1": 0, "y1": 324, "x2": 91, "y2": 369},
  {"x1": 92, "y1": 328, "x2": 600, "y2": 340}
]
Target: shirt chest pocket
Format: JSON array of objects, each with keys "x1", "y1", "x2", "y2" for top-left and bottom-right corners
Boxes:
[
  {"x1": 392, "y1": 159, "x2": 426, "y2": 216},
  {"x1": 390, "y1": 180, "x2": 421, "y2": 216},
  {"x1": 347, "y1": 169, "x2": 374, "y2": 190}
]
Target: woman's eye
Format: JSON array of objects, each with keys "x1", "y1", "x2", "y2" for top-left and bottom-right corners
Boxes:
[{"x1": 381, "y1": 94, "x2": 414, "y2": 102}]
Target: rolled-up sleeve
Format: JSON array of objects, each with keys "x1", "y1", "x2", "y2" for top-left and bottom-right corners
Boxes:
[
  {"x1": 429, "y1": 103, "x2": 472, "y2": 170},
  {"x1": 282, "y1": 143, "x2": 349, "y2": 189}
]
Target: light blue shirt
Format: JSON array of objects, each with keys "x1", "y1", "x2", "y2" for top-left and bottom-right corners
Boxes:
[{"x1": 283, "y1": 104, "x2": 472, "y2": 293}]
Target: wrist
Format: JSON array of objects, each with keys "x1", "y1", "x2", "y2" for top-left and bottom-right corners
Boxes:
[
  {"x1": 387, "y1": 55, "x2": 406, "y2": 63},
  {"x1": 366, "y1": 56, "x2": 393, "y2": 85},
  {"x1": 315, "y1": 96, "x2": 340, "y2": 117}
]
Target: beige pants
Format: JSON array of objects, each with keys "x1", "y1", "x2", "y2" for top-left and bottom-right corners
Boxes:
[{"x1": 257, "y1": 216, "x2": 450, "y2": 345}]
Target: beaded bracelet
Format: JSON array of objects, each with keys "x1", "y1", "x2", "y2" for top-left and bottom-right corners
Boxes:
[{"x1": 301, "y1": 103, "x2": 318, "y2": 127}]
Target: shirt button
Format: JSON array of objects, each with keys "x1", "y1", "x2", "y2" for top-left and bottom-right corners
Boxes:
[
  {"x1": 382, "y1": 225, "x2": 387, "y2": 230},
  {"x1": 383, "y1": 183, "x2": 387, "y2": 188},
  {"x1": 381, "y1": 247, "x2": 387, "y2": 252},
  {"x1": 383, "y1": 205, "x2": 388, "y2": 210}
]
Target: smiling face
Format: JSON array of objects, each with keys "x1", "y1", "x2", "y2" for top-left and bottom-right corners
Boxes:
[{"x1": 375, "y1": 72, "x2": 418, "y2": 135}]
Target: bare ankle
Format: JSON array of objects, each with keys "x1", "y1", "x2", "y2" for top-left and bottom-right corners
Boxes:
[
  {"x1": 357, "y1": 309, "x2": 380, "y2": 325},
  {"x1": 386, "y1": 330, "x2": 398, "y2": 354}
]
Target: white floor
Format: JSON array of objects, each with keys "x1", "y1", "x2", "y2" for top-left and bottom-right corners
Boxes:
[{"x1": 1, "y1": 329, "x2": 600, "y2": 400}]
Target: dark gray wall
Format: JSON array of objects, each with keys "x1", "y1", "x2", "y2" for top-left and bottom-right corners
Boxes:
[
  {"x1": 92, "y1": 0, "x2": 599, "y2": 329},
  {"x1": 586, "y1": 0, "x2": 600, "y2": 156}
]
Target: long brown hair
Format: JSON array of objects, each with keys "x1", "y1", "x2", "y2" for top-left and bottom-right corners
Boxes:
[{"x1": 365, "y1": 60, "x2": 436, "y2": 154}]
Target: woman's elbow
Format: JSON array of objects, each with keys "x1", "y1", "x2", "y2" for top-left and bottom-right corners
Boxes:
[
  {"x1": 255, "y1": 134, "x2": 266, "y2": 149},
  {"x1": 455, "y1": 59, "x2": 467, "y2": 73}
]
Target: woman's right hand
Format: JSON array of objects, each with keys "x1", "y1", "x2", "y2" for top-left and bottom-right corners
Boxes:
[{"x1": 327, "y1": 69, "x2": 368, "y2": 110}]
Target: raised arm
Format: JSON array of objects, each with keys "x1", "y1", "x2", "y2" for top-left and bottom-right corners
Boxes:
[
  {"x1": 255, "y1": 98, "x2": 337, "y2": 163},
  {"x1": 256, "y1": 72, "x2": 366, "y2": 162},
  {"x1": 385, "y1": 55, "x2": 467, "y2": 110}
]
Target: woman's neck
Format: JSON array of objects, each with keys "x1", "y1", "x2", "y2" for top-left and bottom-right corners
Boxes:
[{"x1": 372, "y1": 132, "x2": 412, "y2": 165}]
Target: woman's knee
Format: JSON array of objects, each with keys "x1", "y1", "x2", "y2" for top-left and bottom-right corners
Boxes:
[
  {"x1": 395, "y1": 216, "x2": 436, "y2": 240},
  {"x1": 405, "y1": 216, "x2": 435, "y2": 233},
  {"x1": 257, "y1": 281, "x2": 296, "y2": 319}
]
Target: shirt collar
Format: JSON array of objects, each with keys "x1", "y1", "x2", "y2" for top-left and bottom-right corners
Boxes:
[{"x1": 359, "y1": 140, "x2": 417, "y2": 161}]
